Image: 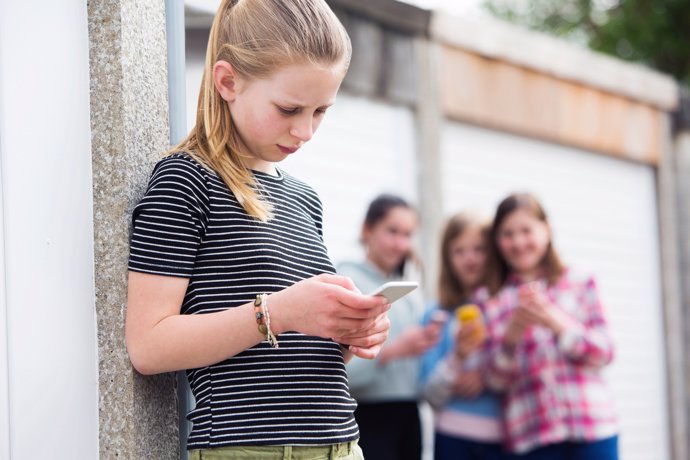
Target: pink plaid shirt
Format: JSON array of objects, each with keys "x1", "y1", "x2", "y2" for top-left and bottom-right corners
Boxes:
[{"x1": 483, "y1": 268, "x2": 618, "y2": 454}]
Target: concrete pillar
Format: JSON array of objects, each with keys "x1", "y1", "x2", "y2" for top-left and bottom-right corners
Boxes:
[
  {"x1": 673, "y1": 126, "x2": 690, "y2": 460},
  {"x1": 659, "y1": 111, "x2": 688, "y2": 460},
  {"x1": 88, "y1": 0, "x2": 179, "y2": 458},
  {"x1": 414, "y1": 37, "x2": 444, "y2": 292}
]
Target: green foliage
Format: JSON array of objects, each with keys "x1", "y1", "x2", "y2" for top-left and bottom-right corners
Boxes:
[{"x1": 484, "y1": 0, "x2": 690, "y2": 87}]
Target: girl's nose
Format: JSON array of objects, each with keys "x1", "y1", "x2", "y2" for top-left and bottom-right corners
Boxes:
[{"x1": 290, "y1": 116, "x2": 314, "y2": 142}]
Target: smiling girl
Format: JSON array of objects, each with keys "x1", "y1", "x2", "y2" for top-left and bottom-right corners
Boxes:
[
  {"x1": 420, "y1": 212, "x2": 511, "y2": 460},
  {"x1": 482, "y1": 193, "x2": 618, "y2": 460},
  {"x1": 125, "y1": 1, "x2": 391, "y2": 458},
  {"x1": 338, "y1": 194, "x2": 442, "y2": 460}
]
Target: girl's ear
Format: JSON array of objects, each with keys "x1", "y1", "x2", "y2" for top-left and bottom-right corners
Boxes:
[
  {"x1": 361, "y1": 224, "x2": 371, "y2": 245},
  {"x1": 213, "y1": 61, "x2": 239, "y2": 102}
]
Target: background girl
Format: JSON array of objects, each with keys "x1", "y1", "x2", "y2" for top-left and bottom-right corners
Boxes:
[
  {"x1": 483, "y1": 192, "x2": 618, "y2": 459},
  {"x1": 125, "y1": 1, "x2": 391, "y2": 459},
  {"x1": 338, "y1": 194, "x2": 442, "y2": 460},
  {"x1": 420, "y1": 212, "x2": 510, "y2": 460}
]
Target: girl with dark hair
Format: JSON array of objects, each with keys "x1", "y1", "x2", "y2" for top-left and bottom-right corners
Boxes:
[
  {"x1": 483, "y1": 193, "x2": 618, "y2": 460},
  {"x1": 338, "y1": 194, "x2": 442, "y2": 460}
]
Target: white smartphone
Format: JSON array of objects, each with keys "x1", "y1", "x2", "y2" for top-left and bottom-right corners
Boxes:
[{"x1": 369, "y1": 281, "x2": 419, "y2": 303}]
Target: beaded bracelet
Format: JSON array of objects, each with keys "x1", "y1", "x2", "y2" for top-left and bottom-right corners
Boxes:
[{"x1": 254, "y1": 294, "x2": 279, "y2": 348}]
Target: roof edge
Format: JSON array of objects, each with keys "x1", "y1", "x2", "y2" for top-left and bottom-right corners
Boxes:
[{"x1": 431, "y1": 12, "x2": 679, "y2": 110}]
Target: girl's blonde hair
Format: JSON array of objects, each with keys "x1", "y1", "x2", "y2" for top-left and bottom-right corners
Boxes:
[
  {"x1": 486, "y1": 193, "x2": 564, "y2": 295},
  {"x1": 437, "y1": 212, "x2": 490, "y2": 309},
  {"x1": 172, "y1": 0, "x2": 352, "y2": 221}
]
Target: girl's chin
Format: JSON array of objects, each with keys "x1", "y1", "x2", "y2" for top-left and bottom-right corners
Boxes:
[{"x1": 510, "y1": 260, "x2": 540, "y2": 273}]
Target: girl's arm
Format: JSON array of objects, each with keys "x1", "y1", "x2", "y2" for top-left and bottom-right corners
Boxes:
[
  {"x1": 483, "y1": 301, "x2": 530, "y2": 392},
  {"x1": 419, "y1": 315, "x2": 454, "y2": 408},
  {"x1": 520, "y1": 276, "x2": 614, "y2": 368},
  {"x1": 421, "y1": 354, "x2": 458, "y2": 409},
  {"x1": 550, "y1": 277, "x2": 614, "y2": 368},
  {"x1": 377, "y1": 323, "x2": 442, "y2": 365},
  {"x1": 126, "y1": 272, "x2": 390, "y2": 375},
  {"x1": 483, "y1": 339, "x2": 521, "y2": 392}
]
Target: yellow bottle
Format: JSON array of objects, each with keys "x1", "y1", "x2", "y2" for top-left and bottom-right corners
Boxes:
[
  {"x1": 456, "y1": 304, "x2": 481, "y2": 324},
  {"x1": 456, "y1": 304, "x2": 484, "y2": 341}
]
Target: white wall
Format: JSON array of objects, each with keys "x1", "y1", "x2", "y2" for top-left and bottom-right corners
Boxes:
[
  {"x1": 0, "y1": 1, "x2": 99, "y2": 459},
  {"x1": 440, "y1": 121, "x2": 669, "y2": 460}
]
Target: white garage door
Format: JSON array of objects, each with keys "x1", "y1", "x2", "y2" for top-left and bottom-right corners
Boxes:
[
  {"x1": 282, "y1": 93, "x2": 418, "y2": 265},
  {"x1": 441, "y1": 121, "x2": 669, "y2": 460}
]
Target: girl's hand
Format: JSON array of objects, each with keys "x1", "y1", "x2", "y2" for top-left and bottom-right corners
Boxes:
[
  {"x1": 518, "y1": 284, "x2": 566, "y2": 335},
  {"x1": 376, "y1": 322, "x2": 443, "y2": 365},
  {"x1": 269, "y1": 273, "x2": 390, "y2": 340},
  {"x1": 335, "y1": 312, "x2": 391, "y2": 359},
  {"x1": 453, "y1": 321, "x2": 485, "y2": 359},
  {"x1": 451, "y1": 369, "x2": 484, "y2": 399},
  {"x1": 503, "y1": 306, "x2": 532, "y2": 350}
]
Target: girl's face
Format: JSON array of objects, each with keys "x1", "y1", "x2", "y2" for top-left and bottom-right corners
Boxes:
[
  {"x1": 496, "y1": 208, "x2": 551, "y2": 276},
  {"x1": 364, "y1": 207, "x2": 417, "y2": 276},
  {"x1": 448, "y1": 225, "x2": 487, "y2": 290},
  {"x1": 227, "y1": 61, "x2": 346, "y2": 173}
]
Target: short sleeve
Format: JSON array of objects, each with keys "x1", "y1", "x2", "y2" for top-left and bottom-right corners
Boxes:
[{"x1": 128, "y1": 155, "x2": 210, "y2": 277}]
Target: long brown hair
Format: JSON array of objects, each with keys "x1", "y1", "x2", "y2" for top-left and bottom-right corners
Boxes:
[
  {"x1": 171, "y1": 0, "x2": 351, "y2": 221},
  {"x1": 437, "y1": 213, "x2": 490, "y2": 309},
  {"x1": 486, "y1": 193, "x2": 564, "y2": 295}
]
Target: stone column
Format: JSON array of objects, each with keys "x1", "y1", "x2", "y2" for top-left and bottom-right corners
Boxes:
[
  {"x1": 660, "y1": 106, "x2": 689, "y2": 460},
  {"x1": 88, "y1": 0, "x2": 179, "y2": 458}
]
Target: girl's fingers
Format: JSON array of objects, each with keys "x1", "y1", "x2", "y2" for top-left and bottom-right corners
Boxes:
[
  {"x1": 334, "y1": 315, "x2": 389, "y2": 344},
  {"x1": 338, "y1": 303, "x2": 391, "y2": 320},
  {"x1": 335, "y1": 314, "x2": 389, "y2": 341},
  {"x1": 348, "y1": 344, "x2": 381, "y2": 360},
  {"x1": 332, "y1": 284, "x2": 390, "y2": 311}
]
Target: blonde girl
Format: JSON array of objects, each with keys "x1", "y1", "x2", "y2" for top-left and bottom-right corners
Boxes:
[
  {"x1": 420, "y1": 212, "x2": 511, "y2": 460},
  {"x1": 125, "y1": 1, "x2": 390, "y2": 458}
]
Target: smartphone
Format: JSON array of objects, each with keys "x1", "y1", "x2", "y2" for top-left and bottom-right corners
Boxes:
[{"x1": 369, "y1": 281, "x2": 419, "y2": 303}]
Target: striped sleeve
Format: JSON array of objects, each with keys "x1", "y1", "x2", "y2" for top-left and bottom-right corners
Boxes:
[{"x1": 128, "y1": 155, "x2": 210, "y2": 277}]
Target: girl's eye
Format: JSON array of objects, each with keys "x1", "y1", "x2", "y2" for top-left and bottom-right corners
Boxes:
[{"x1": 278, "y1": 106, "x2": 299, "y2": 115}]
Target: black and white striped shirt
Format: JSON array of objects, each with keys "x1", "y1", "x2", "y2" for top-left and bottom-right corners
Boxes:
[{"x1": 128, "y1": 153, "x2": 359, "y2": 449}]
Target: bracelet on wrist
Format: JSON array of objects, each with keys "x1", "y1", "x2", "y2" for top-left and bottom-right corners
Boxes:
[{"x1": 254, "y1": 294, "x2": 279, "y2": 348}]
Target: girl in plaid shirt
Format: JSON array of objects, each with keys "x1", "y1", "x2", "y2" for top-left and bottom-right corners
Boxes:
[{"x1": 483, "y1": 193, "x2": 618, "y2": 459}]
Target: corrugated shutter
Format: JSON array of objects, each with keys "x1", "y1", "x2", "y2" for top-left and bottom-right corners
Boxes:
[{"x1": 441, "y1": 121, "x2": 669, "y2": 460}]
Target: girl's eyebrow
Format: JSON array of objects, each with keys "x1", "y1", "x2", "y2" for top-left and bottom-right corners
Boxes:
[{"x1": 277, "y1": 99, "x2": 335, "y2": 108}]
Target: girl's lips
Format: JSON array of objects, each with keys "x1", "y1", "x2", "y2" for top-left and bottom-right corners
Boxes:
[{"x1": 278, "y1": 145, "x2": 298, "y2": 154}]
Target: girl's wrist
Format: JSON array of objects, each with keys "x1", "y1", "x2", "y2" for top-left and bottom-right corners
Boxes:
[
  {"x1": 265, "y1": 292, "x2": 287, "y2": 335},
  {"x1": 546, "y1": 307, "x2": 566, "y2": 336}
]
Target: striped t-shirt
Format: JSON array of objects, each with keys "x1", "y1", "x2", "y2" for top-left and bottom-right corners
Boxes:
[{"x1": 128, "y1": 153, "x2": 359, "y2": 449}]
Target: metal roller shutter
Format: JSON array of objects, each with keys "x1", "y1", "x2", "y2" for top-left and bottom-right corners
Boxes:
[{"x1": 441, "y1": 121, "x2": 670, "y2": 460}]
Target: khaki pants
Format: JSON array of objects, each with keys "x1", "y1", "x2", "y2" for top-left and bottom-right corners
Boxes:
[{"x1": 189, "y1": 441, "x2": 364, "y2": 460}]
